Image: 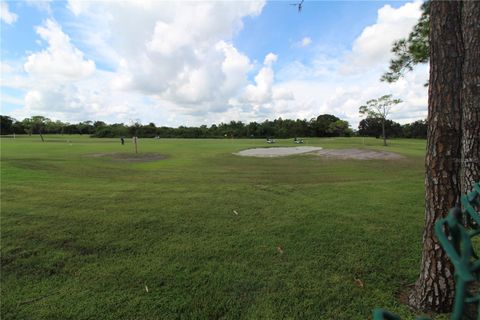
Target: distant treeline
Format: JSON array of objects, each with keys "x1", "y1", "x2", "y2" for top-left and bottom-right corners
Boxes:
[
  {"x1": 0, "y1": 114, "x2": 427, "y2": 139},
  {"x1": 358, "y1": 118, "x2": 427, "y2": 139}
]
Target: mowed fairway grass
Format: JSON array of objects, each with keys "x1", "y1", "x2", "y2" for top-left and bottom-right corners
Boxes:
[{"x1": 1, "y1": 136, "x2": 429, "y2": 319}]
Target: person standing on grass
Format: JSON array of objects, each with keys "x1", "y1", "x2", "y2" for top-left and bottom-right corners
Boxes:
[{"x1": 120, "y1": 137, "x2": 125, "y2": 145}]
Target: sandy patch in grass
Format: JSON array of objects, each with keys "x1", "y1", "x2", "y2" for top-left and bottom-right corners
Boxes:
[
  {"x1": 235, "y1": 146, "x2": 322, "y2": 157},
  {"x1": 89, "y1": 152, "x2": 167, "y2": 162},
  {"x1": 314, "y1": 148, "x2": 405, "y2": 160}
]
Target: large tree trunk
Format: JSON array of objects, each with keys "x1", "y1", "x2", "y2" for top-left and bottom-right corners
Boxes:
[
  {"x1": 408, "y1": 1, "x2": 464, "y2": 312},
  {"x1": 460, "y1": 1, "x2": 480, "y2": 196}
]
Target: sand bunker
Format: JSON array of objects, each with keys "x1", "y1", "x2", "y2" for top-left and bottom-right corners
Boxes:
[
  {"x1": 235, "y1": 146, "x2": 322, "y2": 157},
  {"x1": 89, "y1": 152, "x2": 167, "y2": 162},
  {"x1": 314, "y1": 148, "x2": 405, "y2": 160}
]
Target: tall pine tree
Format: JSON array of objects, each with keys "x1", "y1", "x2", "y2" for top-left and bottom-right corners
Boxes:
[{"x1": 408, "y1": 1, "x2": 480, "y2": 312}]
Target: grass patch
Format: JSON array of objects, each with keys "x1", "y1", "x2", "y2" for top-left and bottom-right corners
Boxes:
[{"x1": 1, "y1": 136, "x2": 434, "y2": 319}]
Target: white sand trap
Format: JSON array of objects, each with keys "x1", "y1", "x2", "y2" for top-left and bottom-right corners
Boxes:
[
  {"x1": 235, "y1": 146, "x2": 322, "y2": 157},
  {"x1": 314, "y1": 148, "x2": 405, "y2": 160}
]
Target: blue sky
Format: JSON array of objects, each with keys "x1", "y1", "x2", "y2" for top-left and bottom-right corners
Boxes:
[
  {"x1": 237, "y1": 2, "x2": 381, "y2": 61},
  {"x1": 1, "y1": 0, "x2": 428, "y2": 128}
]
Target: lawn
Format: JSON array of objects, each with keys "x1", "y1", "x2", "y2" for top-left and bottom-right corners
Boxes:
[{"x1": 1, "y1": 136, "x2": 431, "y2": 319}]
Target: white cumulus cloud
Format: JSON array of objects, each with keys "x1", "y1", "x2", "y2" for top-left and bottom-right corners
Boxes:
[
  {"x1": 24, "y1": 19, "x2": 95, "y2": 82},
  {"x1": 3, "y1": 0, "x2": 428, "y2": 128},
  {"x1": 243, "y1": 53, "x2": 277, "y2": 104},
  {"x1": 238, "y1": 52, "x2": 295, "y2": 120},
  {"x1": 269, "y1": 1, "x2": 427, "y2": 127},
  {"x1": 5, "y1": 1, "x2": 267, "y2": 125},
  {"x1": 340, "y1": 0, "x2": 422, "y2": 75},
  {"x1": 1, "y1": 2, "x2": 18, "y2": 25},
  {"x1": 300, "y1": 37, "x2": 312, "y2": 47}
]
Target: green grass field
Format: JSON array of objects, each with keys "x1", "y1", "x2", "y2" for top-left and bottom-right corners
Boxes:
[{"x1": 1, "y1": 136, "x2": 433, "y2": 319}]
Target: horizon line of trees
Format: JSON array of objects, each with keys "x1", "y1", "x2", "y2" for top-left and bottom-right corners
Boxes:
[{"x1": 0, "y1": 114, "x2": 427, "y2": 139}]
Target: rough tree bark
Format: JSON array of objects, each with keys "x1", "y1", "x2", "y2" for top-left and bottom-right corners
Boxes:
[
  {"x1": 460, "y1": 1, "x2": 480, "y2": 195},
  {"x1": 408, "y1": 1, "x2": 464, "y2": 312}
]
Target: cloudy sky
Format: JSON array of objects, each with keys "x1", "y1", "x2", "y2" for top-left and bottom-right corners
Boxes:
[{"x1": 1, "y1": 0, "x2": 428, "y2": 128}]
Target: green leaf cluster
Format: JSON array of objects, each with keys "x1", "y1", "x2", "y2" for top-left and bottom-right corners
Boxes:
[
  {"x1": 381, "y1": 1, "x2": 429, "y2": 83},
  {"x1": 359, "y1": 94, "x2": 402, "y2": 120}
]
